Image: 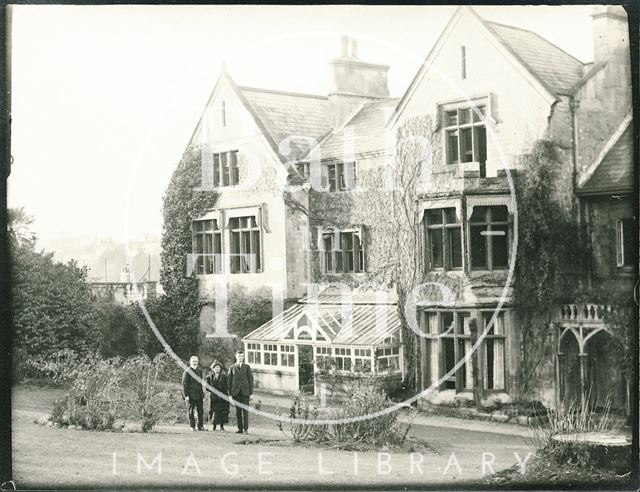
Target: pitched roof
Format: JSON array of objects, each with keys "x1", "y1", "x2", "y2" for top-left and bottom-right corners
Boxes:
[
  {"x1": 578, "y1": 116, "x2": 634, "y2": 196},
  {"x1": 243, "y1": 300, "x2": 401, "y2": 346},
  {"x1": 483, "y1": 20, "x2": 586, "y2": 96},
  {"x1": 318, "y1": 98, "x2": 399, "y2": 161},
  {"x1": 238, "y1": 86, "x2": 332, "y2": 162}
]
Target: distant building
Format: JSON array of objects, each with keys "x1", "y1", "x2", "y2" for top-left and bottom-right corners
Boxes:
[{"x1": 89, "y1": 265, "x2": 158, "y2": 305}]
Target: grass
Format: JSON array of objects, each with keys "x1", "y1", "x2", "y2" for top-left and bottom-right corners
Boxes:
[{"x1": 12, "y1": 384, "x2": 535, "y2": 488}]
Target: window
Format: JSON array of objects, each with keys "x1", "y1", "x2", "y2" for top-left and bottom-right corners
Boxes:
[
  {"x1": 444, "y1": 105, "x2": 487, "y2": 177},
  {"x1": 322, "y1": 230, "x2": 365, "y2": 273},
  {"x1": 213, "y1": 150, "x2": 239, "y2": 187},
  {"x1": 334, "y1": 347, "x2": 352, "y2": 371},
  {"x1": 326, "y1": 161, "x2": 357, "y2": 191},
  {"x1": 469, "y1": 205, "x2": 509, "y2": 270},
  {"x1": 481, "y1": 312, "x2": 506, "y2": 390},
  {"x1": 461, "y1": 46, "x2": 467, "y2": 79},
  {"x1": 424, "y1": 208, "x2": 463, "y2": 270},
  {"x1": 192, "y1": 219, "x2": 223, "y2": 274},
  {"x1": 375, "y1": 346, "x2": 400, "y2": 373},
  {"x1": 617, "y1": 218, "x2": 635, "y2": 268},
  {"x1": 263, "y1": 344, "x2": 278, "y2": 366},
  {"x1": 354, "y1": 348, "x2": 372, "y2": 372},
  {"x1": 229, "y1": 216, "x2": 262, "y2": 274},
  {"x1": 280, "y1": 345, "x2": 295, "y2": 367},
  {"x1": 439, "y1": 312, "x2": 472, "y2": 390},
  {"x1": 295, "y1": 162, "x2": 310, "y2": 180},
  {"x1": 247, "y1": 343, "x2": 261, "y2": 365},
  {"x1": 315, "y1": 346, "x2": 332, "y2": 370}
]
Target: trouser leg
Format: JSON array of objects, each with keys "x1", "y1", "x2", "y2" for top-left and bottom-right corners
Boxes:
[
  {"x1": 188, "y1": 400, "x2": 196, "y2": 428},
  {"x1": 237, "y1": 395, "x2": 249, "y2": 431},
  {"x1": 196, "y1": 399, "x2": 204, "y2": 429}
]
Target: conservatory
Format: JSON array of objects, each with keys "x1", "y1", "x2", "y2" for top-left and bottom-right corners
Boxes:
[{"x1": 242, "y1": 291, "x2": 404, "y2": 396}]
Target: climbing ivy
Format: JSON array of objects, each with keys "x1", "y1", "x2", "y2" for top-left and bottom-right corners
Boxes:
[
  {"x1": 512, "y1": 140, "x2": 586, "y2": 398},
  {"x1": 133, "y1": 145, "x2": 218, "y2": 358}
]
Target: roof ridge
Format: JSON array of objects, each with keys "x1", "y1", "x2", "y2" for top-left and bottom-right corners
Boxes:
[
  {"x1": 238, "y1": 85, "x2": 328, "y2": 100},
  {"x1": 485, "y1": 19, "x2": 585, "y2": 67}
]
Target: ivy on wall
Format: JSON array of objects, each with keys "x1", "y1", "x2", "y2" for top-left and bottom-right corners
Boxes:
[
  {"x1": 512, "y1": 140, "x2": 586, "y2": 398},
  {"x1": 133, "y1": 146, "x2": 218, "y2": 358}
]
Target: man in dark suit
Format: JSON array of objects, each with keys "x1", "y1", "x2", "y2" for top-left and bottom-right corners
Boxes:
[
  {"x1": 182, "y1": 355, "x2": 205, "y2": 431},
  {"x1": 227, "y1": 349, "x2": 254, "y2": 434}
]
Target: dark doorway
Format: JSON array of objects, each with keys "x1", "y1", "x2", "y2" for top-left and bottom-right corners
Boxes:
[{"x1": 298, "y1": 345, "x2": 314, "y2": 394}]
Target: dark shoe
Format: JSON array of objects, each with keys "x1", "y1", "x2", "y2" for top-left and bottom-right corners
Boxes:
[
  {"x1": 198, "y1": 427, "x2": 205, "y2": 431},
  {"x1": 243, "y1": 430, "x2": 249, "y2": 434},
  {"x1": 212, "y1": 425, "x2": 217, "y2": 431},
  {"x1": 235, "y1": 429, "x2": 243, "y2": 434},
  {"x1": 220, "y1": 426, "x2": 225, "y2": 431}
]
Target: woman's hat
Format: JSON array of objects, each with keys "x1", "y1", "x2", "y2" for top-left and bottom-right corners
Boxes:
[{"x1": 210, "y1": 360, "x2": 224, "y2": 370}]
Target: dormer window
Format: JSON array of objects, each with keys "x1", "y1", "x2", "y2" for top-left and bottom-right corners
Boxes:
[
  {"x1": 213, "y1": 150, "x2": 239, "y2": 187},
  {"x1": 326, "y1": 161, "x2": 357, "y2": 191},
  {"x1": 445, "y1": 106, "x2": 487, "y2": 177}
]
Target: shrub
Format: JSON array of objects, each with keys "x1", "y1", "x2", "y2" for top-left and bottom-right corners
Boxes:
[
  {"x1": 118, "y1": 353, "x2": 175, "y2": 432},
  {"x1": 49, "y1": 354, "x2": 122, "y2": 430},
  {"x1": 280, "y1": 381, "x2": 414, "y2": 449}
]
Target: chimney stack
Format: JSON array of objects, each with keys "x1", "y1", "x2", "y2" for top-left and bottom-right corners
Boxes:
[
  {"x1": 590, "y1": 6, "x2": 630, "y2": 109},
  {"x1": 328, "y1": 36, "x2": 390, "y2": 129}
]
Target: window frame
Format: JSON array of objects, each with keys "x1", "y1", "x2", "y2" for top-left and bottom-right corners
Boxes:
[
  {"x1": 192, "y1": 219, "x2": 223, "y2": 275},
  {"x1": 212, "y1": 150, "x2": 240, "y2": 187},
  {"x1": 325, "y1": 161, "x2": 357, "y2": 192},
  {"x1": 443, "y1": 104, "x2": 487, "y2": 177},
  {"x1": 229, "y1": 215, "x2": 262, "y2": 274},
  {"x1": 468, "y1": 205, "x2": 510, "y2": 271},
  {"x1": 321, "y1": 229, "x2": 365, "y2": 274},
  {"x1": 423, "y1": 207, "x2": 463, "y2": 271},
  {"x1": 616, "y1": 218, "x2": 635, "y2": 268},
  {"x1": 480, "y1": 311, "x2": 507, "y2": 391}
]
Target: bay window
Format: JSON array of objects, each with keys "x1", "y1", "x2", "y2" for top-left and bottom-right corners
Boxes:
[{"x1": 469, "y1": 205, "x2": 509, "y2": 270}]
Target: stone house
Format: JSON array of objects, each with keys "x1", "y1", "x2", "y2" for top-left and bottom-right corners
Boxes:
[{"x1": 185, "y1": 6, "x2": 633, "y2": 404}]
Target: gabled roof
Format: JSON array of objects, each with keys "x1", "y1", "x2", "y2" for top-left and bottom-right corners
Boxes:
[
  {"x1": 318, "y1": 98, "x2": 399, "y2": 162},
  {"x1": 186, "y1": 71, "x2": 331, "y2": 165},
  {"x1": 388, "y1": 6, "x2": 586, "y2": 129},
  {"x1": 483, "y1": 20, "x2": 585, "y2": 96},
  {"x1": 239, "y1": 86, "x2": 332, "y2": 162},
  {"x1": 578, "y1": 114, "x2": 634, "y2": 196}
]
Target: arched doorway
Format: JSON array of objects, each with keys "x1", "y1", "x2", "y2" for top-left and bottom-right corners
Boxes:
[{"x1": 585, "y1": 330, "x2": 626, "y2": 410}]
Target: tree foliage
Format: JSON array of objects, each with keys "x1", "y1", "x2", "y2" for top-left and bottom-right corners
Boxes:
[{"x1": 11, "y1": 237, "x2": 99, "y2": 357}]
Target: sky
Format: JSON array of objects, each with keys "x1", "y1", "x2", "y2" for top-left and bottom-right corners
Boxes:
[{"x1": 7, "y1": 4, "x2": 596, "y2": 252}]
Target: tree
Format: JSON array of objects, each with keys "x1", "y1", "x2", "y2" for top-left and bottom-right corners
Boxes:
[
  {"x1": 11, "y1": 241, "x2": 99, "y2": 357},
  {"x1": 8, "y1": 207, "x2": 36, "y2": 248}
]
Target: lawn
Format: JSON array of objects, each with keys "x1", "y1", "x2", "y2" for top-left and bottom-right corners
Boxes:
[{"x1": 11, "y1": 385, "x2": 534, "y2": 489}]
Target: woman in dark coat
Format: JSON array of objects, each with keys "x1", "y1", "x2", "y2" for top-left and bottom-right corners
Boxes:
[{"x1": 206, "y1": 360, "x2": 230, "y2": 431}]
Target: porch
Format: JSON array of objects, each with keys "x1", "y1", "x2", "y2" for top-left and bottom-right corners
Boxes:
[{"x1": 554, "y1": 302, "x2": 627, "y2": 411}]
